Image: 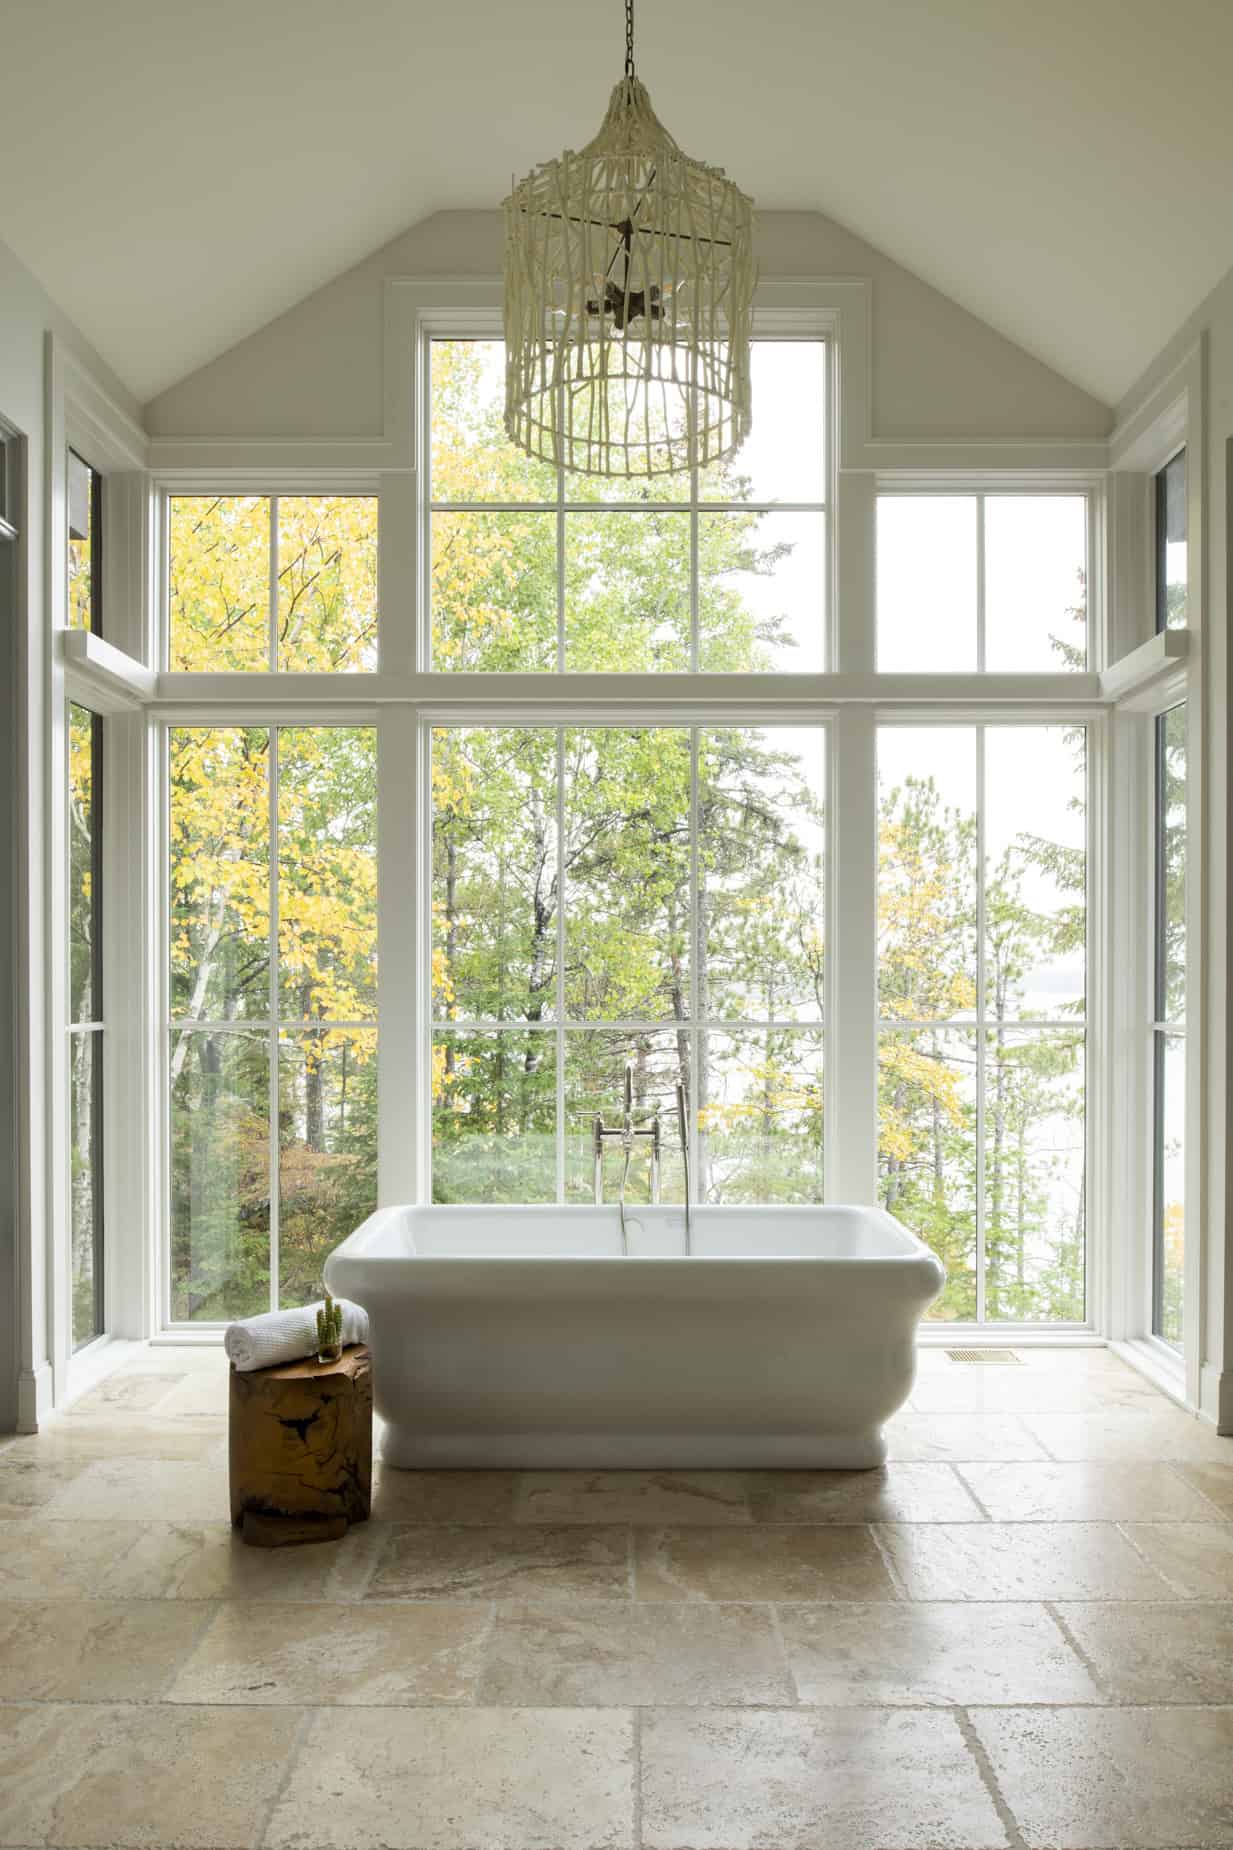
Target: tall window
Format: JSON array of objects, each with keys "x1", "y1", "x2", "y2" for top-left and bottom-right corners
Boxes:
[
  {"x1": 431, "y1": 724, "x2": 825, "y2": 1203},
  {"x1": 429, "y1": 339, "x2": 827, "y2": 672},
  {"x1": 168, "y1": 495, "x2": 378, "y2": 670},
  {"x1": 168, "y1": 725, "x2": 377, "y2": 1319},
  {"x1": 68, "y1": 702, "x2": 104, "y2": 1347},
  {"x1": 877, "y1": 724, "x2": 1087, "y2": 1321},
  {"x1": 1155, "y1": 451, "x2": 1187, "y2": 631},
  {"x1": 154, "y1": 328, "x2": 1103, "y2": 1332},
  {"x1": 1152, "y1": 703, "x2": 1186, "y2": 1348}
]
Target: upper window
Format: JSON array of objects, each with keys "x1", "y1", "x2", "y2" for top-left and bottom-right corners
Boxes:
[
  {"x1": 1155, "y1": 450, "x2": 1187, "y2": 632},
  {"x1": 168, "y1": 495, "x2": 378, "y2": 671},
  {"x1": 428, "y1": 339, "x2": 828, "y2": 672},
  {"x1": 877, "y1": 493, "x2": 1088, "y2": 672},
  {"x1": 68, "y1": 450, "x2": 102, "y2": 634}
]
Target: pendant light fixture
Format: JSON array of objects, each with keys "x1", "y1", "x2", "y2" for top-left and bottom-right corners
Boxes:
[{"x1": 502, "y1": 0, "x2": 756, "y2": 480}]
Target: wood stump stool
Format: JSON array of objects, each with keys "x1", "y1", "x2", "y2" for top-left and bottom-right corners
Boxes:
[{"x1": 229, "y1": 1344, "x2": 372, "y2": 1547}]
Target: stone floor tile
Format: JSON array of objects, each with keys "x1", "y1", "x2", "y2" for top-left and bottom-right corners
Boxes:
[
  {"x1": 0, "y1": 1599, "x2": 208, "y2": 1700},
  {"x1": 101, "y1": 1518, "x2": 389, "y2": 1601},
  {"x1": 0, "y1": 1701, "x2": 301, "y2": 1848},
  {"x1": 1057, "y1": 1599, "x2": 1233, "y2": 1702},
  {"x1": 0, "y1": 1456, "x2": 90, "y2": 1517},
  {"x1": 878, "y1": 1520, "x2": 1173, "y2": 1599},
  {"x1": 1024, "y1": 1405, "x2": 1233, "y2": 1463},
  {"x1": 779, "y1": 1599, "x2": 1100, "y2": 1705},
  {"x1": 883, "y1": 1412, "x2": 1049, "y2": 1462},
  {"x1": 0, "y1": 1519, "x2": 146, "y2": 1599},
  {"x1": 639, "y1": 1706, "x2": 1007, "y2": 1850},
  {"x1": 1172, "y1": 1458, "x2": 1233, "y2": 1514},
  {"x1": 971, "y1": 1704, "x2": 1233, "y2": 1848},
  {"x1": 1, "y1": 1418, "x2": 222, "y2": 1461},
  {"x1": 40, "y1": 1456, "x2": 230, "y2": 1522},
  {"x1": 746, "y1": 1463, "x2": 983, "y2": 1523},
  {"x1": 1120, "y1": 1521, "x2": 1233, "y2": 1597},
  {"x1": 477, "y1": 1598, "x2": 791, "y2": 1705},
  {"x1": 371, "y1": 1468, "x2": 520, "y2": 1524},
  {"x1": 169, "y1": 1598, "x2": 490, "y2": 1704},
  {"x1": 64, "y1": 1372, "x2": 188, "y2": 1416},
  {"x1": 366, "y1": 1523, "x2": 631, "y2": 1602},
  {"x1": 634, "y1": 1525, "x2": 896, "y2": 1602},
  {"x1": 140, "y1": 1369, "x2": 230, "y2": 1418},
  {"x1": 264, "y1": 1706, "x2": 635, "y2": 1850},
  {"x1": 516, "y1": 1469, "x2": 751, "y2": 1525},
  {"x1": 956, "y1": 1460, "x2": 1223, "y2": 1521},
  {"x1": 909, "y1": 1364, "x2": 1160, "y2": 1415}
]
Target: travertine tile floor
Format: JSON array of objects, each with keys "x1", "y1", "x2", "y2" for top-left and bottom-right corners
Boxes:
[{"x1": 1, "y1": 1344, "x2": 1232, "y2": 1848}]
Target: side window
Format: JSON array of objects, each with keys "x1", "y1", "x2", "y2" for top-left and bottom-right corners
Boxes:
[
  {"x1": 1155, "y1": 450, "x2": 1187, "y2": 631},
  {"x1": 68, "y1": 450, "x2": 102, "y2": 634}
]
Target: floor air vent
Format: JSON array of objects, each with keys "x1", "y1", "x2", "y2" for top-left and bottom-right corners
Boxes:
[{"x1": 945, "y1": 1348, "x2": 1022, "y2": 1365}]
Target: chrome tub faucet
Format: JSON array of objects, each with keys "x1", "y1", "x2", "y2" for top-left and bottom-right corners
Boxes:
[{"x1": 592, "y1": 1062, "x2": 692, "y2": 1255}]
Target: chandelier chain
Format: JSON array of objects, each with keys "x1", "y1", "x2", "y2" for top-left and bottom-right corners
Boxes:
[{"x1": 625, "y1": 0, "x2": 635, "y2": 78}]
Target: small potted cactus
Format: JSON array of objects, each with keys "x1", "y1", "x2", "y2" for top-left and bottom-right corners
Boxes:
[{"x1": 316, "y1": 1292, "x2": 344, "y2": 1365}]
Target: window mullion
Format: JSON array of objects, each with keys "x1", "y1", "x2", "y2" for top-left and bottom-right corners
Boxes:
[
  {"x1": 689, "y1": 727, "x2": 700, "y2": 1201},
  {"x1": 269, "y1": 495, "x2": 279, "y2": 673},
  {"x1": 267, "y1": 726, "x2": 280, "y2": 1311},
  {"x1": 690, "y1": 465, "x2": 700, "y2": 672},
  {"x1": 556, "y1": 728, "x2": 566, "y2": 1205},
  {"x1": 975, "y1": 724, "x2": 987, "y2": 1324},
  {"x1": 556, "y1": 465, "x2": 565, "y2": 673},
  {"x1": 976, "y1": 494, "x2": 987, "y2": 674},
  {"x1": 828, "y1": 708, "x2": 876, "y2": 1203}
]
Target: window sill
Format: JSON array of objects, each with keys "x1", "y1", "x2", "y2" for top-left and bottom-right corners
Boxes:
[
  {"x1": 62, "y1": 629, "x2": 156, "y2": 712},
  {"x1": 917, "y1": 1326, "x2": 1104, "y2": 1348},
  {"x1": 1101, "y1": 628, "x2": 1189, "y2": 710},
  {"x1": 62, "y1": 1334, "x2": 149, "y2": 1410},
  {"x1": 1110, "y1": 1335, "x2": 1189, "y2": 1408}
]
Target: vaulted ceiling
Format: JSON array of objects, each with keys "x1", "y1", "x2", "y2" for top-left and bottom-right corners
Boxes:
[{"x1": 5, "y1": 0, "x2": 1232, "y2": 407}]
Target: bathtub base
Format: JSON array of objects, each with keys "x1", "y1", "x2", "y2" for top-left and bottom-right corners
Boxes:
[{"x1": 379, "y1": 1425, "x2": 889, "y2": 1471}]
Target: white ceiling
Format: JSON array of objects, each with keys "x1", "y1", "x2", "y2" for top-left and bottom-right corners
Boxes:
[{"x1": 5, "y1": 0, "x2": 1233, "y2": 407}]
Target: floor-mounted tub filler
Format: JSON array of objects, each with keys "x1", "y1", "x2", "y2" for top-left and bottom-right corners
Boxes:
[{"x1": 325, "y1": 1204, "x2": 944, "y2": 1469}]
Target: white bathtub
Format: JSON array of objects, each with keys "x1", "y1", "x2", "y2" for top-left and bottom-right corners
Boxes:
[{"x1": 324, "y1": 1204, "x2": 944, "y2": 1469}]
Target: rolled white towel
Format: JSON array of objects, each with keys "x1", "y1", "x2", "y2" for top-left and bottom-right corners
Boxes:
[{"x1": 223, "y1": 1299, "x2": 369, "y2": 1373}]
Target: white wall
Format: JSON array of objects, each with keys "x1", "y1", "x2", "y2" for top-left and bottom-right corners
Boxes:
[
  {"x1": 0, "y1": 234, "x2": 141, "y2": 1429},
  {"x1": 144, "y1": 209, "x2": 1111, "y2": 442},
  {"x1": 1115, "y1": 258, "x2": 1233, "y2": 1429}
]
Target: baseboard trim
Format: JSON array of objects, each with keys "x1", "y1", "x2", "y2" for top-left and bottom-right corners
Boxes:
[
  {"x1": 1200, "y1": 1363, "x2": 1233, "y2": 1434},
  {"x1": 16, "y1": 1362, "x2": 53, "y2": 1433}
]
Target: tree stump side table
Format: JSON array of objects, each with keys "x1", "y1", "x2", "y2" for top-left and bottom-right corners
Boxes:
[{"x1": 229, "y1": 1344, "x2": 372, "y2": 1547}]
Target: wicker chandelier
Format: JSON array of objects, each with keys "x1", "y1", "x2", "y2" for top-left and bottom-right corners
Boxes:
[{"x1": 502, "y1": 0, "x2": 756, "y2": 480}]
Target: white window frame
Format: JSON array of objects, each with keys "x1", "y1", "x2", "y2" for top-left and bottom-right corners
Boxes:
[
  {"x1": 419, "y1": 708, "x2": 833, "y2": 1214},
  {"x1": 1104, "y1": 340, "x2": 1204, "y2": 1410},
  {"x1": 59, "y1": 284, "x2": 1131, "y2": 1372},
  {"x1": 874, "y1": 706, "x2": 1100, "y2": 1327},
  {"x1": 158, "y1": 711, "x2": 379, "y2": 1327}
]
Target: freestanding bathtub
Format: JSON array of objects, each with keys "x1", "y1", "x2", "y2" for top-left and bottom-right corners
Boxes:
[{"x1": 324, "y1": 1203, "x2": 944, "y2": 1469}]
